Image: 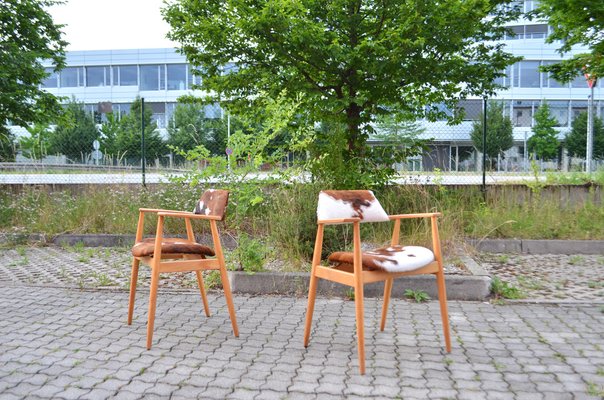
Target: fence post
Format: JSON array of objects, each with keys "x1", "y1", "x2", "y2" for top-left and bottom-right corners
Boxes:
[
  {"x1": 482, "y1": 97, "x2": 487, "y2": 197},
  {"x1": 141, "y1": 97, "x2": 146, "y2": 187}
]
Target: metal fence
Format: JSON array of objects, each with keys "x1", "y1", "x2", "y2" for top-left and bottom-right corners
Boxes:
[{"x1": 2, "y1": 98, "x2": 602, "y2": 185}]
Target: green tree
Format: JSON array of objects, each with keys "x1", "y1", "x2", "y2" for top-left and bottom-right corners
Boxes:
[
  {"x1": 48, "y1": 99, "x2": 99, "y2": 162},
  {"x1": 470, "y1": 101, "x2": 514, "y2": 170},
  {"x1": 167, "y1": 103, "x2": 229, "y2": 155},
  {"x1": 565, "y1": 112, "x2": 604, "y2": 160},
  {"x1": 99, "y1": 113, "x2": 123, "y2": 163},
  {"x1": 528, "y1": 101, "x2": 560, "y2": 160},
  {"x1": 163, "y1": 0, "x2": 520, "y2": 182},
  {"x1": 535, "y1": 0, "x2": 604, "y2": 82},
  {"x1": 115, "y1": 98, "x2": 167, "y2": 163},
  {"x1": 0, "y1": 0, "x2": 67, "y2": 159},
  {"x1": 20, "y1": 123, "x2": 53, "y2": 160}
]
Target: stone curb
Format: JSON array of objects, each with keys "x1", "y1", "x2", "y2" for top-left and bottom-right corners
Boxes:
[
  {"x1": 2, "y1": 233, "x2": 603, "y2": 255},
  {"x1": 470, "y1": 238, "x2": 604, "y2": 254},
  {"x1": 227, "y1": 271, "x2": 491, "y2": 301}
]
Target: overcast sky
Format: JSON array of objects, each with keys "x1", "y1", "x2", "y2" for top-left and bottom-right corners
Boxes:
[{"x1": 48, "y1": 0, "x2": 178, "y2": 51}]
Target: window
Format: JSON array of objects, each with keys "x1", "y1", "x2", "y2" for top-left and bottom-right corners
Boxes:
[
  {"x1": 519, "y1": 61, "x2": 540, "y2": 88},
  {"x1": 112, "y1": 65, "x2": 138, "y2": 86},
  {"x1": 513, "y1": 101, "x2": 533, "y2": 127},
  {"x1": 42, "y1": 67, "x2": 58, "y2": 88},
  {"x1": 60, "y1": 67, "x2": 84, "y2": 87},
  {"x1": 548, "y1": 101, "x2": 569, "y2": 127},
  {"x1": 86, "y1": 66, "x2": 109, "y2": 87},
  {"x1": 457, "y1": 100, "x2": 482, "y2": 120},
  {"x1": 542, "y1": 61, "x2": 567, "y2": 88},
  {"x1": 571, "y1": 101, "x2": 588, "y2": 122},
  {"x1": 570, "y1": 74, "x2": 589, "y2": 88},
  {"x1": 148, "y1": 102, "x2": 166, "y2": 127},
  {"x1": 525, "y1": 24, "x2": 548, "y2": 39},
  {"x1": 167, "y1": 64, "x2": 186, "y2": 90},
  {"x1": 140, "y1": 65, "x2": 165, "y2": 90}
]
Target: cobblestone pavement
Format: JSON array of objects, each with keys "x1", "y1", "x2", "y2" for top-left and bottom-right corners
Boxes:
[
  {"x1": 479, "y1": 254, "x2": 604, "y2": 301},
  {"x1": 1, "y1": 286, "x2": 603, "y2": 400},
  {"x1": 1, "y1": 246, "x2": 604, "y2": 399}
]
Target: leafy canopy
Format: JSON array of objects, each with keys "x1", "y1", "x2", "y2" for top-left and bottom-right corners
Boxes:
[
  {"x1": 0, "y1": 0, "x2": 67, "y2": 148},
  {"x1": 565, "y1": 112, "x2": 604, "y2": 160},
  {"x1": 163, "y1": 0, "x2": 520, "y2": 159},
  {"x1": 528, "y1": 101, "x2": 559, "y2": 160},
  {"x1": 535, "y1": 0, "x2": 604, "y2": 82},
  {"x1": 48, "y1": 99, "x2": 99, "y2": 162},
  {"x1": 167, "y1": 103, "x2": 228, "y2": 156}
]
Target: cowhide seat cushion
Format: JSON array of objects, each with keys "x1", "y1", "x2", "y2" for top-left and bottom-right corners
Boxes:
[
  {"x1": 328, "y1": 244, "x2": 435, "y2": 273},
  {"x1": 131, "y1": 238, "x2": 215, "y2": 258}
]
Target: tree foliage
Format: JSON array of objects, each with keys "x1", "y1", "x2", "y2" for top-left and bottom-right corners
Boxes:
[
  {"x1": 115, "y1": 98, "x2": 167, "y2": 162},
  {"x1": 48, "y1": 99, "x2": 99, "y2": 162},
  {"x1": 528, "y1": 101, "x2": 559, "y2": 160},
  {"x1": 167, "y1": 103, "x2": 228, "y2": 155},
  {"x1": 0, "y1": 0, "x2": 67, "y2": 148},
  {"x1": 535, "y1": 0, "x2": 604, "y2": 82},
  {"x1": 470, "y1": 101, "x2": 513, "y2": 169},
  {"x1": 565, "y1": 112, "x2": 604, "y2": 160},
  {"x1": 163, "y1": 0, "x2": 520, "y2": 182},
  {"x1": 20, "y1": 123, "x2": 53, "y2": 160}
]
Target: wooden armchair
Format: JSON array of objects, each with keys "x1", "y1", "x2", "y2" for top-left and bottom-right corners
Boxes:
[
  {"x1": 303, "y1": 190, "x2": 451, "y2": 374},
  {"x1": 127, "y1": 189, "x2": 239, "y2": 349}
]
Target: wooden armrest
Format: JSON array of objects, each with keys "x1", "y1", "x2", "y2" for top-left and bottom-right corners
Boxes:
[
  {"x1": 158, "y1": 211, "x2": 222, "y2": 220},
  {"x1": 318, "y1": 218, "x2": 361, "y2": 225},
  {"x1": 139, "y1": 207, "x2": 181, "y2": 214},
  {"x1": 388, "y1": 212, "x2": 441, "y2": 220}
]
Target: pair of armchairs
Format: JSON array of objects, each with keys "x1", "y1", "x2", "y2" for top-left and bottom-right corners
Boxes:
[{"x1": 128, "y1": 189, "x2": 450, "y2": 374}]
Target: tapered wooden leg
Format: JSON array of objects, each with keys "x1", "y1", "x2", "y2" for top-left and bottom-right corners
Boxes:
[
  {"x1": 303, "y1": 273, "x2": 319, "y2": 347},
  {"x1": 354, "y1": 282, "x2": 366, "y2": 375},
  {"x1": 127, "y1": 257, "x2": 140, "y2": 325},
  {"x1": 380, "y1": 277, "x2": 393, "y2": 331},
  {"x1": 146, "y1": 262, "x2": 161, "y2": 350},
  {"x1": 219, "y1": 265, "x2": 239, "y2": 337},
  {"x1": 196, "y1": 271, "x2": 211, "y2": 317},
  {"x1": 436, "y1": 270, "x2": 452, "y2": 352}
]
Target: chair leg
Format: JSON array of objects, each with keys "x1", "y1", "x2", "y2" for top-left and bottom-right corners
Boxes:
[
  {"x1": 380, "y1": 277, "x2": 394, "y2": 331},
  {"x1": 303, "y1": 273, "x2": 319, "y2": 347},
  {"x1": 146, "y1": 263, "x2": 161, "y2": 350},
  {"x1": 436, "y1": 270, "x2": 452, "y2": 353},
  {"x1": 219, "y1": 266, "x2": 239, "y2": 337},
  {"x1": 354, "y1": 282, "x2": 366, "y2": 375},
  {"x1": 127, "y1": 257, "x2": 140, "y2": 325},
  {"x1": 195, "y1": 271, "x2": 211, "y2": 317}
]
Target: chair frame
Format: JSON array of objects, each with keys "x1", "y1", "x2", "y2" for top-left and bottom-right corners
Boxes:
[
  {"x1": 303, "y1": 212, "x2": 451, "y2": 374},
  {"x1": 127, "y1": 207, "x2": 239, "y2": 349}
]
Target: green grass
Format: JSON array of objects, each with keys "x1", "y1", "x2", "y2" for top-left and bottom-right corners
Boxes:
[{"x1": 1, "y1": 183, "x2": 603, "y2": 271}]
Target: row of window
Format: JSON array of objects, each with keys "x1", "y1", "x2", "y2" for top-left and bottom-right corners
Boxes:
[
  {"x1": 44, "y1": 59, "x2": 599, "y2": 91},
  {"x1": 457, "y1": 99, "x2": 603, "y2": 128},
  {"x1": 494, "y1": 60, "x2": 600, "y2": 89},
  {"x1": 43, "y1": 64, "x2": 204, "y2": 91}
]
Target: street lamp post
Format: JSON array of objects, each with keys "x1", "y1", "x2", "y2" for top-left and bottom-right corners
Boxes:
[{"x1": 585, "y1": 71, "x2": 597, "y2": 174}]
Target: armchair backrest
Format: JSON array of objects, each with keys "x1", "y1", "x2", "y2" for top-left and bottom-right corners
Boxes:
[
  {"x1": 317, "y1": 190, "x2": 389, "y2": 223},
  {"x1": 194, "y1": 189, "x2": 229, "y2": 220}
]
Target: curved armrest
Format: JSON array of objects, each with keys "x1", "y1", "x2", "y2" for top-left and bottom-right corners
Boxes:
[
  {"x1": 317, "y1": 218, "x2": 361, "y2": 225},
  {"x1": 139, "y1": 207, "x2": 181, "y2": 214},
  {"x1": 158, "y1": 211, "x2": 223, "y2": 221},
  {"x1": 388, "y1": 212, "x2": 441, "y2": 220}
]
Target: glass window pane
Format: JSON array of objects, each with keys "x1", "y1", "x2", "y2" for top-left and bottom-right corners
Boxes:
[
  {"x1": 513, "y1": 101, "x2": 532, "y2": 127},
  {"x1": 570, "y1": 74, "x2": 588, "y2": 88},
  {"x1": 571, "y1": 101, "x2": 588, "y2": 122},
  {"x1": 520, "y1": 61, "x2": 540, "y2": 88},
  {"x1": 525, "y1": 24, "x2": 547, "y2": 39},
  {"x1": 167, "y1": 64, "x2": 187, "y2": 90},
  {"x1": 512, "y1": 62, "x2": 520, "y2": 87},
  {"x1": 42, "y1": 67, "x2": 58, "y2": 88},
  {"x1": 548, "y1": 101, "x2": 569, "y2": 127},
  {"x1": 140, "y1": 65, "x2": 159, "y2": 90},
  {"x1": 86, "y1": 66, "x2": 105, "y2": 87},
  {"x1": 119, "y1": 66, "x2": 138, "y2": 86},
  {"x1": 60, "y1": 67, "x2": 80, "y2": 87}
]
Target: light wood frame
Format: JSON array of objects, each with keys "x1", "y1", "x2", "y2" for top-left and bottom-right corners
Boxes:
[
  {"x1": 127, "y1": 208, "x2": 239, "y2": 349},
  {"x1": 303, "y1": 213, "x2": 451, "y2": 374}
]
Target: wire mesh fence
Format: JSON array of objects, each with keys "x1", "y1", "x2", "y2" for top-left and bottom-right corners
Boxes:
[{"x1": 2, "y1": 98, "x2": 602, "y2": 185}]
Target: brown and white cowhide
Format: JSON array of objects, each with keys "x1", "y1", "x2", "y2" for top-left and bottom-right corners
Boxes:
[
  {"x1": 328, "y1": 244, "x2": 434, "y2": 273},
  {"x1": 194, "y1": 189, "x2": 229, "y2": 220},
  {"x1": 317, "y1": 190, "x2": 389, "y2": 223}
]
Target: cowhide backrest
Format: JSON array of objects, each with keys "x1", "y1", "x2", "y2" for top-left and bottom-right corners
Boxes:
[
  {"x1": 317, "y1": 190, "x2": 389, "y2": 223},
  {"x1": 194, "y1": 189, "x2": 229, "y2": 220}
]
